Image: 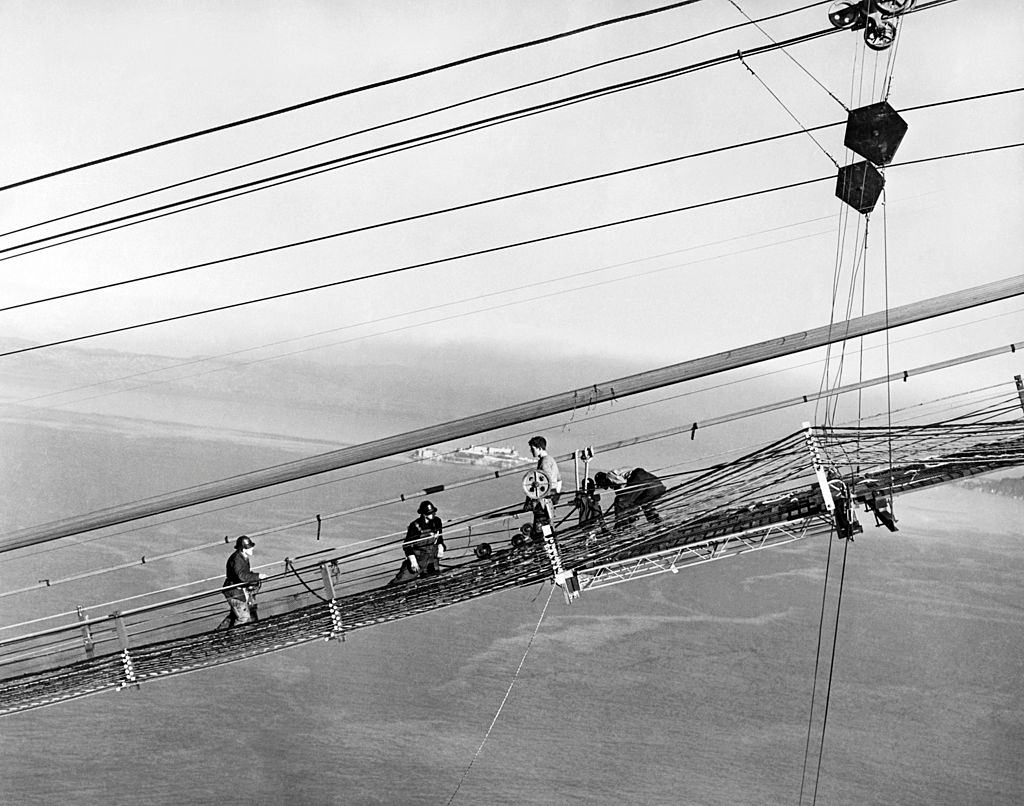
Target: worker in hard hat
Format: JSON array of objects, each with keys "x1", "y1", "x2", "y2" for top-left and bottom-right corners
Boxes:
[
  {"x1": 218, "y1": 535, "x2": 267, "y2": 629},
  {"x1": 389, "y1": 500, "x2": 446, "y2": 585}
]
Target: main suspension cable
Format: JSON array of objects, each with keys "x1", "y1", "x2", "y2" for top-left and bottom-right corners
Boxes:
[
  {"x1": 0, "y1": 1, "x2": 707, "y2": 193},
  {"x1": 0, "y1": 25, "x2": 842, "y2": 262},
  {"x1": 0, "y1": 1, "x2": 829, "y2": 242}
]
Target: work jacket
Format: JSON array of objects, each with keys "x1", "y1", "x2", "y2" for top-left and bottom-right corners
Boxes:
[
  {"x1": 223, "y1": 550, "x2": 261, "y2": 601},
  {"x1": 403, "y1": 516, "x2": 445, "y2": 559}
]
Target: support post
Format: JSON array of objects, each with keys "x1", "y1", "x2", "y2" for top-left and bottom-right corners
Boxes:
[
  {"x1": 112, "y1": 611, "x2": 138, "y2": 690},
  {"x1": 1015, "y1": 375, "x2": 1024, "y2": 416},
  {"x1": 76, "y1": 605, "x2": 95, "y2": 659},
  {"x1": 320, "y1": 562, "x2": 336, "y2": 600}
]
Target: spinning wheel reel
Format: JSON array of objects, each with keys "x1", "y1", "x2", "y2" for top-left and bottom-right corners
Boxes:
[{"x1": 521, "y1": 469, "x2": 551, "y2": 500}]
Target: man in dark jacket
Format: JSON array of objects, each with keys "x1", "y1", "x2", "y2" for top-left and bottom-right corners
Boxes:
[
  {"x1": 389, "y1": 500, "x2": 446, "y2": 585},
  {"x1": 218, "y1": 535, "x2": 266, "y2": 629},
  {"x1": 594, "y1": 467, "x2": 667, "y2": 530}
]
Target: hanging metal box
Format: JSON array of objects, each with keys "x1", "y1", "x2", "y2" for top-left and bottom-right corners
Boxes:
[
  {"x1": 836, "y1": 161, "x2": 885, "y2": 214},
  {"x1": 844, "y1": 101, "x2": 908, "y2": 166}
]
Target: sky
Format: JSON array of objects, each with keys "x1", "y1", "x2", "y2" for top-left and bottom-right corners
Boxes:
[
  {"x1": 1, "y1": 1, "x2": 1022, "y2": 420},
  {"x1": 0, "y1": 9, "x2": 1022, "y2": 799}
]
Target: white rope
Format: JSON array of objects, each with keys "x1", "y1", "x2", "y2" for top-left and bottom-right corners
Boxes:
[{"x1": 446, "y1": 584, "x2": 555, "y2": 805}]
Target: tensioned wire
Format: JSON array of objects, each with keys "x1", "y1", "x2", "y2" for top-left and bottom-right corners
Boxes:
[
  {"x1": 804, "y1": 21, "x2": 898, "y2": 798},
  {"x1": 0, "y1": 390, "x2": 816, "y2": 598},
  {"x1": 649, "y1": 386, "x2": 1019, "y2": 476},
  {"x1": 10, "y1": 205, "x2": 1015, "y2": 416},
  {"x1": 0, "y1": 380, "x2": 847, "y2": 614},
  {"x1": 445, "y1": 583, "x2": 555, "y2": 806},
  {"x1": 4, "y1": 403, "x2": 1017, "y2": 636},
  {"x1": 3, "y1": 341, "x2": 1016, "y2": 588},
  {"x1": 2, "y1": 2, "x2": 965, "y2": 261},
  {"x1": 0, "y1": 0, "x2": 710, "y2": 193},
  {"x1": 0, "y1": 431, "x2": 816, "y2": 640},
  {"x1": 3, "y1": 140, "x2": 1021, "y2": 362},
  {"x1": 0, "y1": 214, "x2": 846, "y2": 406},
  {"x1": 0, "y1": 421, "x2": 819, "y2": 630},
  {"x1": 1, "y1": 21, "x2": 851, "y2": 260},
  {"x1": 0, "y1": 1, "x2": 830, "y2": 241},
  {"x1": 4, "y1": 86, "x2": 1018, "y2": 304}
]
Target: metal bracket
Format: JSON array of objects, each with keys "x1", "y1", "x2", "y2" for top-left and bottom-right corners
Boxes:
[
  {"x1": 804, "y1": 422, "x2": 836, "y2": 514},
  {"x1": 113, "y1": 611, "x2": 138, "y2": 690}
]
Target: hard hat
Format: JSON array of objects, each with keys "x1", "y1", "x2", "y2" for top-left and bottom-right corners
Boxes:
[
  {"x1": 418, "y1": 500, "x2": 437, "y2": 515},
  {"x1": 235, "y1": 535, "x2": 256, "y2": 551}
]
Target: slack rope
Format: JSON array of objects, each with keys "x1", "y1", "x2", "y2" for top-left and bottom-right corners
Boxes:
[{"x1": 446, "y1": 584, "x2": 555, "y2": 805}]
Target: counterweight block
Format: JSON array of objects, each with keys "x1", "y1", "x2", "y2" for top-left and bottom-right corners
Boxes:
[
  {"x1": 836, "y1": 161, "x2": 885, "y2": 214},
  {"x1": 844, "y1": 101, "x2": 907, "y2": 166}
]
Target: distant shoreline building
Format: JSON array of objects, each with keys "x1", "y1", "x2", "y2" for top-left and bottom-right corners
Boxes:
[{"x1": 410, "y1": 444, "x2": 522, "y2": 467}]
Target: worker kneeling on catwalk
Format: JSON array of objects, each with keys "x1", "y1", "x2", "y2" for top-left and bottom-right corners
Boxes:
[
  {"x1": 594, "y1": 467, "x2": 667, "y2": 530},
  {"x1": 389, "y1": 500, "x2": 446, "y2": 585}
]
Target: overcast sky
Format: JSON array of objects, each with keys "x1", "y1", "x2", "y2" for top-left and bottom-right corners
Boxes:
[{"x1": 1, "y1": 1, "x2": 1021, "y2": 416}]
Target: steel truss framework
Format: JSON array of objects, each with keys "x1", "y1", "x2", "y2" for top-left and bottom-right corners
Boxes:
[{"x1": 578, "y1": 516, "x2": 834, "y2": 591}]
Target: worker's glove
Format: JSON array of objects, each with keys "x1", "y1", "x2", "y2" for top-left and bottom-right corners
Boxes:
[
  {"x1": 408, "y1": 555, "x2": 420, "y2": 573},
  {"x1": 258, "y1": 573, "x2": 267, "y2": 580},
  {"x1": 437, "y1": 544, "x2": 445, "y2": 558}
]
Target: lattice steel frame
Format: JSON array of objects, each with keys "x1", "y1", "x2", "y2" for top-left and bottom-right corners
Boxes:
[{"x1": 577, "y1": 515, "x2": 834, "y2": 592}]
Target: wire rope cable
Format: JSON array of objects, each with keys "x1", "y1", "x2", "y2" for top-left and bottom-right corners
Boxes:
[
  {"x1": 0, "y1": 1, "x2": 830, "y2": 242},
  {"x1": 3, "y1": 87, "x2": 1018, "y2": 314},
  {"x1": 0, "y1": 24, "x2": 845, "y2": 262},
  {"x1": 3, "y1": 139, "x2": 1020, "y2": 362},
  {"x1": 445, "y1": 584, "x2": 555, "y2": 805},
  {"x1": 0, "y1": 1, "x2": 708, "y2": 193}
]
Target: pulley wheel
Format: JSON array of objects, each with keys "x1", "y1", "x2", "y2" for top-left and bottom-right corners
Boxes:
[{"x1": 521, "y1": 469, "x2": 551, "y2": 500}]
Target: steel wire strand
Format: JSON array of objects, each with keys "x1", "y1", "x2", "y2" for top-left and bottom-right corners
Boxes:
[
  {"x1": 0, "y1": 423, "x2": 811, "y2": 596},
  {"x1": 6, "y1": 224, "x2": 1019, "y2": 424},
  {"x1": 8, "y1": 84, "x2": 1019, "y2": 316},
  {"x1": 0, "y1": 1, "x2": 829, "y2": 242},
  {"x1": 0, "y1": 0, "x2": 708, "y2": 193},
  {"x1": 5, "y1": 403, "x2": 1011, "y2": 602},
  {"x1": 445, "y1": 583, "x2": 555, "y2": 806},
  {"x1": 1, "y1": 25, "x2": 843, "y2": 263},
  {"x1": 5, "y1": 141, "x2": 1022, "y2": 362},
  {"x1": 0, "y1": 432, "x2": 815, "y2": 651},
  {"x1": 6, "y1": 419, "x2": 1015, "y2": 651},
  {"x1": 4, "y1": 437, "x2": 1018, "y2": 708}
]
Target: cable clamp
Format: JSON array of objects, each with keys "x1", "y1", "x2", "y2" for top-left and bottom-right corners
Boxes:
[
  {"x1": 117, "y1": 648, "x2": 138, "y2": 690},
  {"x1": 327, "y1": 598, "x2": 345, "y2": 641}
]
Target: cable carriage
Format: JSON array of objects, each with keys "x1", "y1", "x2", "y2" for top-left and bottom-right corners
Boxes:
[{"x1": 828, "y1": 0, "x2": 916, "y2": 50}]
